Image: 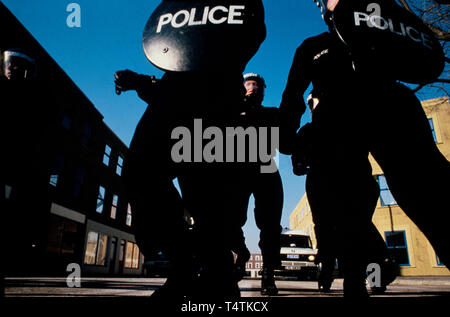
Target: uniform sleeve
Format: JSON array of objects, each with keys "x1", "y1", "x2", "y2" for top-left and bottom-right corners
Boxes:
[
  {"x1": 279, "y1": 39, "x2": 313, "y2": 154},
  {"x1": 135, "y1": 74, "x2": 160, "y2": 105}
]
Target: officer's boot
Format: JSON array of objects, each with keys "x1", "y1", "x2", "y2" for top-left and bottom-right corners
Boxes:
[
  {"x1": 342, "y1": 259, "x2": 369, "y2": 299},
  {"x1": 318, "y1": 256, "x2": 335, "y2": 292},
  {"x1": 370, "y1": 256, "x2": 399, "y2": 295},
  {"x1": 261, "y1": 266, "x2": 278, "y2": 296},
  {"x1": 150, "y1": 224, "x2": 199, "y2": 302}
]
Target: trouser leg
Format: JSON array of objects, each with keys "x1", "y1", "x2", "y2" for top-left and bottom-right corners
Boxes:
[
  {"x1": 369, "y1": 83, "x2": 450, "y2": 267},
  {"x1": 253, "y1": 171, "x2": 283, "y2": 269}
]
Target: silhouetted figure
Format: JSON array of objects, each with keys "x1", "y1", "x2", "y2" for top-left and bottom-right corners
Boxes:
[
  {"x1": 1, "y1": 48, "x2": 51, "y2": 279},
  {"x1": 228, "y1": 73, "x2": 283, "y2": 296},
  {"x1": 115, "y1": 0, "x2": 266, "y2": 301},
  {"x1": 279, "y1": 31, "x2": 407, "y2": 297},
  {"x1": 282, "y1": 8, "x2": 449, "y2": 296},
  {"x1": 292, "y1": 93, "x2": 398, "y2": 294}
]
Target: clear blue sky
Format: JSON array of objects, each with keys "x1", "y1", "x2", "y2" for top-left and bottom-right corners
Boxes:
[{"x1": 3, "y1": 0, "x2": 446, "y2": 253}]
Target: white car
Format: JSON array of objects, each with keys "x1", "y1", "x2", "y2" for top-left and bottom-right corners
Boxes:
[{"x1": 275, "y1": 229, "x2": 319, "y2": 280}]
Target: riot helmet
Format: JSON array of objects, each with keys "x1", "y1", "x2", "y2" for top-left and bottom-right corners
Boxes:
[
  {"x1": 243, "y1": 72, "x2": 266, "y2": 96},
  {"x1": 243, "y1": 72, "x2": 265, "y2": 108},
  {"x1": 2, "y1": 48, "x2": 37, "y2": 80}
]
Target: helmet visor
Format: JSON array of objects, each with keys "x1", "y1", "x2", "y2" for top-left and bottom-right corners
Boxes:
[{"x1": 3, "y1": 51, "x2": 36, "y2": 79}]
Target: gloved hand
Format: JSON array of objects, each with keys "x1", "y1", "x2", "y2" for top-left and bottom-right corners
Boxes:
[
  {"x1": 114, "y1": 69, "x2": 141, "y2": 95},
  {"x1": 291, "y1": 152, "x2": 309, "y2": 176},
  {"x1": 291, "y1": 123, "x2": 313, "y2": 176},
  {"x1": 243, "y1": 92, "x2": 263, "y2": 111}
]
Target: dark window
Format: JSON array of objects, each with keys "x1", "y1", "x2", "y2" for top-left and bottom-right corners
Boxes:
[
  {"x1": 111, "y1": 194, "x2": 118, "y2": 219},
  {"x1": 116, "y1": 155, "x2": 123, "y2": 176},
  {"x1": 74, "y1": 168, "x2": 86, "y2": 197},
  {"x1": 377, "y1": 175, "x2": 397, "y2": 206},
  {"x1": 385, "y1": 231, "x2": 410, "y2": 266},
  {"x1": 103, "y1": 145, "x2": 111, "y2": 166},
  {"x1": 81, "y1": 123, "x2": 92, "y2": 147},
  {"x1": 96, "y1": 186, "x2": 106, "y2": 213},
  {"x1": 436, "y1": 255, "x2": 444, "y2": 266},
  {"x1": 61, "y1": 115, "x2": 72, "y2": 130},
  {"x1": 49, "y1": 155, "x2": 64, "y2": 187},
  {"x1": 49, "y1": 175, "x2": 59, "y2": 187},
  {"x1": 428, "y1": 118, "x2": 437, "y2": 143}
]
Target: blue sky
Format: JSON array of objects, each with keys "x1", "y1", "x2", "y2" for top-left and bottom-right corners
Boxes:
[{"x1": 3, "y1": 0, "x2": 447, "y2": 253}]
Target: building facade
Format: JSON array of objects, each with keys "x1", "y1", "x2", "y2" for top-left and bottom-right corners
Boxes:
[
  {"x1": 290, "y1": 97, "x2": 450, "y2": 277},
  {"x1": 246, "y1": 254, "x2": 264, "y2": 278},
  {"x1": 1, "y1": 3, "x2": 143, "y2": 277}
]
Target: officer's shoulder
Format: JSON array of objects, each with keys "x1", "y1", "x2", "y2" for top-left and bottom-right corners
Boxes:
[
  {"x1": 296, "y1": 32, "x2": 329, "y2": 52},
  {"x1": 302, "y1": 32, "x2": 330, "y2": 45}
]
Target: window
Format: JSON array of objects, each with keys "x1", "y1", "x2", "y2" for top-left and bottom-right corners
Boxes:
[
  {"x1": 96, "y1": 186, "x2": 106, "y2": 213},
  {"x1": 111, "y1": 194, "x2": 118, "y2": 219},
  {"x1": 385, "y1": 231, "x2": 409, "y2": 266},
  {"x1": 81, "y1": 123, "x2": 92, "y2": 147},
  {"x1": 5, "y1": 185, "x2": 12, "y2": 199},
  {"x1": 49, "y1": 175, "x2": 59, "y2": 187},
  {"x1": 428, "y1": 118, "x2": 437, "y2": 143},
  {"x1": 84, "y1": 231, "x2": 108, "y2": 266},
  {"x1": 126, "y1": 204, "x2": 132, "y2": 226},
  {"x1": 49, "y1": 155, "x2": 64, "y2": 187},
  {"x1": 74, "y1": 168, "x2": 86, "y2": 197},
  {"x1": 116, "y1": 155, "x2": 123, "y2": 176},
  {"x1": 61, "y1": 115, "x2": 72, "y2": 130},
  {"x1": 377, "y1": 175, "x2": 397, "y2": 206},
  {"x1": 436, "y1": 255, "x2": 444, "y2": 266},
  {"x1": 125, "y1": 242, "x2": 140, "y2": 269},
  {"x1": 103, "y1": 145, "x2": 111, "y2": 166},
  {"x1": 255, "y1": 263, "x2": 261, "y2": 269}
]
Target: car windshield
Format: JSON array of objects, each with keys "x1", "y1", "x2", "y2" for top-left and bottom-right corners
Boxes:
[{"x1": 280, "y1": 234, "x2": 312, "y2": 248}]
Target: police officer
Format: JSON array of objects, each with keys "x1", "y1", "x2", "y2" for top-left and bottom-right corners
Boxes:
[
  {"x1": 1, "y1": 48, "x2": 51, "y2": 277},
  {"x1": 229, "y1": 73, "x2": 283, "y2": 296},
  {"x1": 280, "y1": 13, "x2": 394, "y2": 298},
  {"x1": 115, "y1": 0, "x2": 266, "y2": 300},
  {"x1": 292, "y1": 92, "x2": 397, "y2": 294},
  {"x1": 282, "y1": 2, "x2": 449, "y2": 297},
  {"x1": 2, "y1": 48, "x2": 36, "y2": 80}
]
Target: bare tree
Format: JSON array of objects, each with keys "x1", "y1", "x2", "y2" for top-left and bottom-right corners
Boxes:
[{"x1": 397, "y1": 0, "x2": 449, "y2": 97}]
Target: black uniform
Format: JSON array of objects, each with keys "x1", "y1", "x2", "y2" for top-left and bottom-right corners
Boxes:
[
  {"x1": 122, "y1": 0, "x2": 266, "y2": 299},
  {"x1": 282, "y1": 31, "x2": 450, "y2": 295},
  {"x1": 228, "y1": 103, "x2": 283, "y2": 272},
  {"x1": 1, "y1": 77, "x2": 53, "y2": 276}
]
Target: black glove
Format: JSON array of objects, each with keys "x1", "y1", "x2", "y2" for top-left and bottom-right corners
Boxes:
[
  {"x1": 114, "y1": 69, "x2": 143, "y2": 95},
  {"x1": 291, "y1": 152, "x2": 309, "y2": 176},
  {"x1": 291, "y1": 123, "x2": 313, "y2": 176},
  {"x1": 243, "y1": 93, "x2": 263, "y2": 111}
]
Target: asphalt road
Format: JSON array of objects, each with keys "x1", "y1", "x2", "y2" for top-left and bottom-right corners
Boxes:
[{"x1": 3, "y1": 277, "x2": 450, "y2": 314}]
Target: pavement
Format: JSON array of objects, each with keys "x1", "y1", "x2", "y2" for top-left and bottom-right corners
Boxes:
[{"x1": 3, "y1": 276, "x2": 450, "y2": 314}]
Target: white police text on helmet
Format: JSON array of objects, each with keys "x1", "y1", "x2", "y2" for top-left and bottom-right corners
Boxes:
[
  {"x1": 353, "y1": 4, "x2": 434, "y2": 50},
  {"x1": 156, "y1": 5, "x2": 245, "y2": 33}
]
